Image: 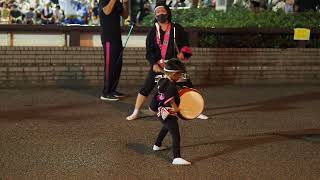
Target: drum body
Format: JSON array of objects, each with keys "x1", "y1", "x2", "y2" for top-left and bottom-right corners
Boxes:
[{"x1": 178, "y1": 88, "x2": 204, "y2": 120}]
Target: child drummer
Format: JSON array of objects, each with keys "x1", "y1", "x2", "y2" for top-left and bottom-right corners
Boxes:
[{"x1": 149, "y1": 58, "x2": 191, "y2": 165}]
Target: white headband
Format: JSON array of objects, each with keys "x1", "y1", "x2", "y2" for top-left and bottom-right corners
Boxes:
[
  {"x1": 154, "y1": 5, "x2": 166, "y2": 13},
  {"x1": 163, "y1": 67, "x2": 182, "y2": 72}
]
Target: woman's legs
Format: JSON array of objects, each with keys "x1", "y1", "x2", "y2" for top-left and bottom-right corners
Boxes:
[
  {"x1": 126, "y1": 70, "x2": 159, "y2": 120},
  {"x1": 126, "y1": 93, "x2": 147, "y2": 120}
]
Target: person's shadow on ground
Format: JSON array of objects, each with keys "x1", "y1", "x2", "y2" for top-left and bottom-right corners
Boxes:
[
  {"x1": 204, "y1": 92, "x2": 320, "y2": 118},
  {"x1": 127, "y1": 128, "x2": 320, "y2": 163}
]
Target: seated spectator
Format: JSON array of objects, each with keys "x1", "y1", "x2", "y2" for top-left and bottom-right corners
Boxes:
[
  {"x1": 34, "y1": 2, "x2": 43, "y2": 24},
  {"x1": 24, "y1": 7, "x2": 36, "y2": 24},
  {"x1": 7, "y1": 0, "x2": 15, "y2": 8},
  {"x1": 0, "y1": 2, "x2": 10, "y2": 24},
  {"x1": 19, "y1": 0, "x2": 30, "y2": 22},
  {"x1": 41, "y1": 3, "x2": 53, "y2": 24},
  {"x1": 9, "y1": 4, "x2": 22, "y2": 24},
  {"x1": 53, "y1": 4, "x2": 64, "y2": 24}
]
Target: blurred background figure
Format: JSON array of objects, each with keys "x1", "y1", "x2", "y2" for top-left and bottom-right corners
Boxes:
[
  {"x1": 249, "y1": 0, "x2": 260, "y2": 12},
  {"x1": 174, "y1": 0, "x2": 187, "y2": 8},
  {"x1": 41, "y1": 2, "x2": 53, "y2": 24},
  {"x1": 284, "y1": 0, "x2": 294, "y2": 14},
  {"x1": 90, "y1": 1, "x2": 99, "y2": 25},
  {"x1": 53, "y1": 4, "x2": 64, "y2": 24},
  {"x1": 295, "y1": 0, "x2": 320, "y2": 12},
  {"x1": 271, "y1": 0, "x2": 285, "y2": 12},
  {"x1": 19, "y1": 0, "x2": 30, "y2": 22},
  {"x1": 0, "y1": 2, "x2": 11, "y2": 24},
  {"x1": 9, "y1": 3, "x2": 22, "y2": 24},
  {"x1": 130, "y1": 0, "x2": 144, "y2": 25},
  {"x1": 24, "y1": 7, "x2": 36, "y2": 24}
]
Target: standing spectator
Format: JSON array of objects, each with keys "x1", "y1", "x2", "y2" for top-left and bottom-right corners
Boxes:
[
  {"x1": 130, "y1": 0, "x2": 144, "y2": 24},
  {"x1": 24, "y1": 7, "x2": 36, "y2": 24},
  {"x1": 140, "y1": 0, "x2": 151, "y2": 20},
  {"x1": 53, "y1": 4, "x2": 64, "y2": 23},
  {"x1": 99, "y1": 0, "x2": 129, "y2": 101},
  {"x1": 41, "y1": 3, "x2": 53, "y2": 24},
  {"x1": 174, "y1": 0, "x2": 186, "y2": 8},
  {"x1": 78, "y1": 1, "x2": 90, "y2": 24},
  {"x1": 249, "y1": 0, "x2": 260, "y2": 12},
  {"x1": 284, "y1": 0, "x2": 294, "y2": 13},
  {"x1": 51, "y1": 0, "x2": 59, "y2": 4},
  {"x1": 295, "y1": 0, "x2": 319, "y2": 12},
  {"x1": 0, "y1": 3, "x2": 10, "y2": 24},
  {"x1": 9, "y1": 4, "x2": 22, "y2": 24},
  {"x1": 272, "y1": 0, "x2": 285, "y2": 12},
  {"x1": 90, "y1": 1, "x2": 99, "y2": 25}
]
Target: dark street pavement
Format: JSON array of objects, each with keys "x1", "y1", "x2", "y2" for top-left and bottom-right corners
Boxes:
[{"x1": 0, "y1": 85, "x2": 320, "y2": 179}]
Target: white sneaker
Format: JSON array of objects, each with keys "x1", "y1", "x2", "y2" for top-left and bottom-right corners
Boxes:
[
  {"x1": 152, "y1": 145, "x2": 168, "y2": 151},
  {"x1": 197, "y1": 114, "x2": 209, "y2": 120},
  {"x1": 126, "y1": 110, "x2": 139, "y2": 121},
  {"x1": 172, "y1": 158, "x2": 191, "y2": 165}
]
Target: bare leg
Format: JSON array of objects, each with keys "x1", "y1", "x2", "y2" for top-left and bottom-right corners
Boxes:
[{"x1": 126, "y1": 93, "x2": 147, "y2": 120}]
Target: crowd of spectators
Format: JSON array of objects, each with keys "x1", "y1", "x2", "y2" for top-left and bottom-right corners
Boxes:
[
  {"x1": 0, "y1": 0, "x2": 319, "y2": 25},
  {"x1": 205, "y1": 0, "x2": 320, "y2": 13},
  {"x1": 0, "y1": 0, "x2": 99, "y2": 25},
  {"x1": 244, "y1": 0, "x2": 320, "y2": 13}
]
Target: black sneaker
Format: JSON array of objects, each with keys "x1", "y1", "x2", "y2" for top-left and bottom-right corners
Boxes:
[
  {"x1": 112, "y1": 91, "x2": 126, "y2": 98},
  {"x1": 100, "y1": 94, "x2": 119, "y2": 101}
]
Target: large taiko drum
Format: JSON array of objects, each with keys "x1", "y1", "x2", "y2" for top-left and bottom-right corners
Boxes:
[{"x1": 178, "y1": 88, "x2": 204, "y2": 120}]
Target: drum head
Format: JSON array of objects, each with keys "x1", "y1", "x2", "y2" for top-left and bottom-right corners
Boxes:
[{"x1": 178, "y1": 88, "x2": 204, "y2": 120}]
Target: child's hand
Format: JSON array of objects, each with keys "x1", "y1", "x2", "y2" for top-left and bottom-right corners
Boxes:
[
  {"x1": 177, "y1": 52, "x2": 184, "y2": 60},
  {"x1": 153, "y1": 64, "x2": 162, "y2": 73},
  {"x1": 157, "y1": 107, "x2": 170, "y2": 120}
]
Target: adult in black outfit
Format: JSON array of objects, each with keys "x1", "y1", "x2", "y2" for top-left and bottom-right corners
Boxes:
[{"x1": 99, "y1": 0, "x2": 128, "y2": 101}]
